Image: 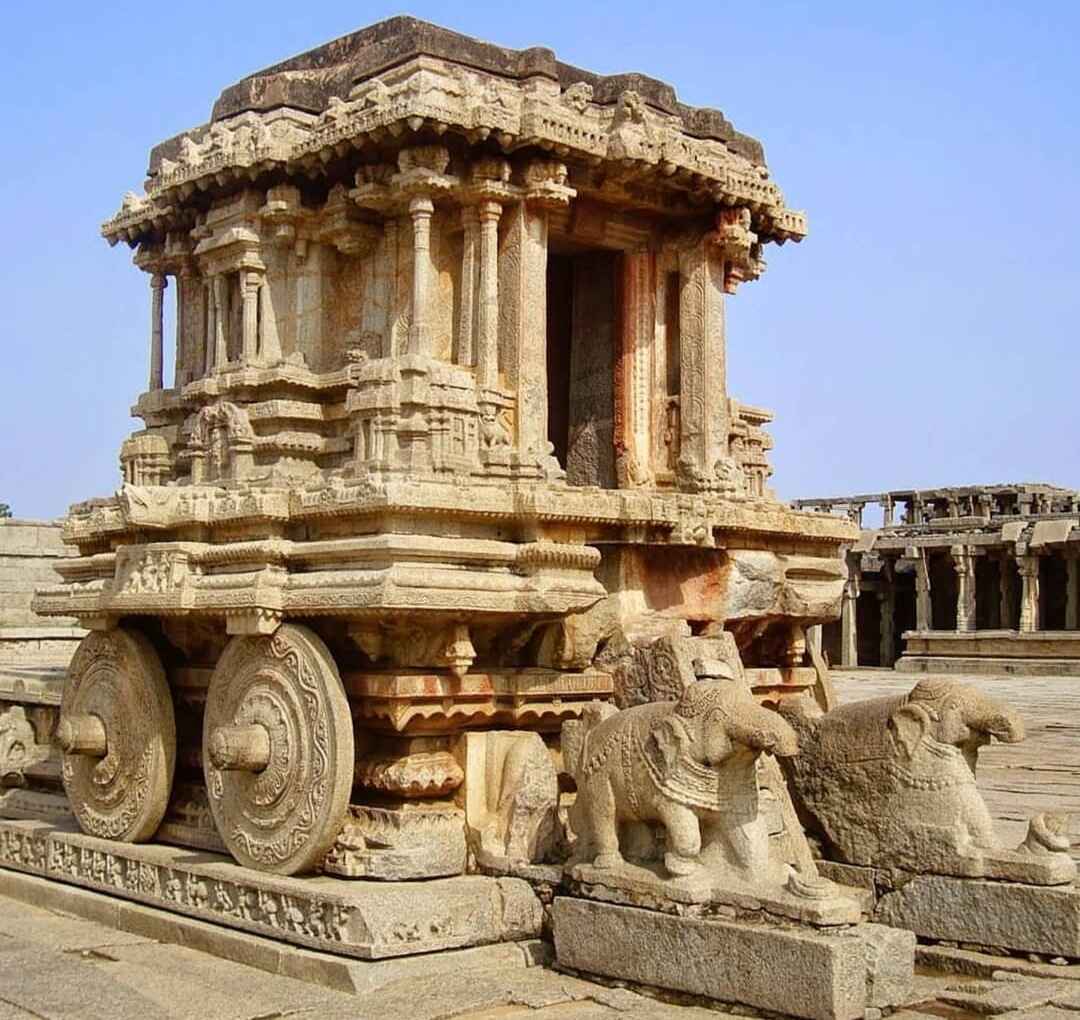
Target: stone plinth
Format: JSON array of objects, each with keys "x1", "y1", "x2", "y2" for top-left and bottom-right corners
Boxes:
[
  {"x1": 0, "y1": 819, "x2": 542, "y2": 960},
  {"x1": 552, "y1": 897, "x2": 914, "y2": 1020},
  {"x1": 876, "y1": 873, "x2": 1080, "y2": 960},
  {"x1": 820, "y1": 861, "x2": 1080, "y2": 961},
  {"x1": 898, "y1": 630, "x2": 1080, "y2": 676}
]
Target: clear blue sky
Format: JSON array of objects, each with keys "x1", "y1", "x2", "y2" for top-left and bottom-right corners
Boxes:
[{"x1": 2, "y1": 1, "x2": 1077, "y2": 520}]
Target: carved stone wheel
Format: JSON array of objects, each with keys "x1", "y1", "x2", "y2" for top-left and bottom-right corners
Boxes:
[
  {"x1": 58, "y1": 628, "x2": 176, "y2": 843},
  {"x1": 203, "y1": 624, "x2": 354, "y2": 876}
]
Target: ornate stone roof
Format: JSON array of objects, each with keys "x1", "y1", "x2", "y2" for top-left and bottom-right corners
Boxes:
[{"x1": 104, "y1": 17, "x2": 806, "y2": 249}]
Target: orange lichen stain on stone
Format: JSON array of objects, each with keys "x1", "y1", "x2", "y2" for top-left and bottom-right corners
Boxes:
[{"x1": 634, "y1": 546, "x2": 731, "y2": 623}]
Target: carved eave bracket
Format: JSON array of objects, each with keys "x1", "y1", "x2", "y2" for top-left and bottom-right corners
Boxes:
[
  {"x1": 193, "y1": 226, "x2": 265, "y2": 277},
  {"x1": 316, "y1": 184, "x2": 382, "y2": 256},
  {"x1": 257, "y1": 184, "x2": 303, "y2": 247},
  {"x1": 706, "y1": 207, "x2": 767, "y2": 293},
  {"x1": 522, "y1": 160, "x2": 575, "y2": 209}
]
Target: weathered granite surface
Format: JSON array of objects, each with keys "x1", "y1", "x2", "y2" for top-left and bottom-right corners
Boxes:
[
  {"x1": 553, "y1": 897, "x2": 914, "y2": 1020},
  {"x1": 876, "y1": 874, "x2": 1080, "y2": 960}
]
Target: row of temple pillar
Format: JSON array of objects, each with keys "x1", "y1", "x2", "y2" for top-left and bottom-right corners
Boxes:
[
  {"x1": 139, "y1": 195, "x2": 513, "y2": 389},
  {"x1": 839, "y1": 545, "x2": 1080, "y2": 667},
  {"x1": 137, "y1": 181, "x2": 731, "y2": 490},
  {"x1": 145, "y1": 267, "x2": 276, "y2": 391}
]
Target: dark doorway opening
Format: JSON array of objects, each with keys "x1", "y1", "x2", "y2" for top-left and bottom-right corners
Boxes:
[
  {"x1": 545, "y1": 249, "x2": 618, "y2": 488},
  {"x1": 1041, "y1": 554, "x2": 1068, "y2": 630},
  {"x1": 975, "y1": 557, "x2": 1001, "y2": 629},
  {"x1": 856, "y1": 590, "x2": 882, "y2": 666},
  {"x1": 929, "y1": 552, "x2": 958, "y2": 631}
]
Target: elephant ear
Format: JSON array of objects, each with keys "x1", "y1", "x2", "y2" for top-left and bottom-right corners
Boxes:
[
  {"x1": 649, "y1": 715, "x2": 690, "y2": 775},
  {"x1": 889, "y1": 702, "x2": 931, "y2": 759}
]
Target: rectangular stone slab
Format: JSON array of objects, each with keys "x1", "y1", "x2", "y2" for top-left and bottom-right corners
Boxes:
[
  {"x1": 876, "y1": 874, "x2": 1080, "y2": 960},
  {"x1": 0, "y1": 819, "x2": 542, "y2": 959},
  {"x1": 552, "y1": 896, "x2": 914, "y2": 1020}
]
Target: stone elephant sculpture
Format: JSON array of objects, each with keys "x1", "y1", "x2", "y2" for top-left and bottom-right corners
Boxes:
[
  {"x1": 562, "y1": 679, "x2": 798, "y2": 879},
  {"x1": 780, "y1": 678, "x2": 1075, "y2": 883}
]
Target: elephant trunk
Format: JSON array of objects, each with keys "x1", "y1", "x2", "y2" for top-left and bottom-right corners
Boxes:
[
  {"x1": 955, "y1": 690, "x2": 1024, "y2": 776},
  {"x1": 726, "y1": 702, "x2": 799, "y2": 759},
  {"x1": 969, "y1": 695, "x2": 1025, "y2": 744}
]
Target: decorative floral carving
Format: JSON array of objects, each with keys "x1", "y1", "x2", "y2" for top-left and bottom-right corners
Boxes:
[{"x1": 562, "y1": 81, "x2": 594, "y2": 113}]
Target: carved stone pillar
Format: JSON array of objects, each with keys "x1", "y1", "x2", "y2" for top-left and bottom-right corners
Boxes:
[
  {"x1": 212, "y1": 275, "x2": 228, "y2": 370},
  {"x1": 676, "y1": 235, "x2": 726, "y2": 487},
  {"x1": 175, "y1": 268, "x2": 191, "y2": 387},
  {"x1": 149, "y1": 273, "x2": 167, "y2": 390},
  {"x1": 458, "y1": 206, "x2": 479, "y2": 367},
  {"x1": 258, "y1": 279, "x2": 281, "y2": 364},
  {"x1": 1018, "y1": 551, "x2": 1040, "y2": 633},
  {"x1": 878, "y1": 556, "x2": 896, "y2": 666},
  {"x1": 203, "y1": 280, "x2": 215, "y2": 374},
  {"x1": 241, "y1": 271, "x2": 261, "y2": 364},
  {"x1": 1066, "y1": 552, "x2": 1079, "y2": 631},
  {"x1": 882, "y1": 497, "x2": 895, "y2": 527},
  {"x1": 295, "y1": 242, "x2": 328, "y2": 362},
  {"x1": 407, "y1": 196, "x2": 434, "y2": 357},
  {"x1": 476, "y1": 200, "x2": 502, "y2": 393},
  {"x1": 952, "y1": 544, "x2": 976, "y2": 632},
  {"x1": 999, "y1": 552, "x2": 1018, "y2": 630},
  {"x1": 840, "y1": 573, "x2": 860, "y2": 668},
  {"x1": 615, "y1": 250, "x2": 655, "y2": 487},
  {"x1": 913, "y1": 549, "x2": 932, "y2": 631},
  {"x1": 498, "y1": 200, "x2": 550, "y2": 456}
]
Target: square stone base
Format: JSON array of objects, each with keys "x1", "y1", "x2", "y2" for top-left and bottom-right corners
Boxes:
[{"x1": 552, "y1": 896, "x2": 914, "y2": 1020}]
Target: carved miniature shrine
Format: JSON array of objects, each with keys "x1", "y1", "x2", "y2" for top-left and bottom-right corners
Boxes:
[{"x1": 2, "y1": 17, "x2": 1075, "y2": 1020}]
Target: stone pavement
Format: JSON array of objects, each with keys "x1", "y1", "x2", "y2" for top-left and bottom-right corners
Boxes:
[
  {"x1": 4, "y1": 887, "x2": 1080, "y2": 1020},
  {"x1": 0, "y1": 890, "x2": 725, "y2": 1020},
  {"x1": 831, "y1": 670, "x2": 1080, "y2": 857}
]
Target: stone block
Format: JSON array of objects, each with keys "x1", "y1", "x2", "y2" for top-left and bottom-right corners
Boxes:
[
  {"x1": 876, "y1": 875, "x2": 1080, "y2": 960},
  {"x1": 861, "y1": 923, "x2": 917, "y2": 1009},
  {"x1": 552, "y1": 897, "x2": 913, "y2": 1020}
]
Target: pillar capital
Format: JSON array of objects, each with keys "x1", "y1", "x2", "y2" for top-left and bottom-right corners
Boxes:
[
  {"x1": 1017, "y1": 551, "x2": 1040, "y2": 578},
  {"x1": 150, "y1": 272, "x2": 168, "y2": 291},
  {"x1": 408, "y1": 195, "x2": 435, "y2": 219},
  {"x1": 476, "y1": 199, "x2": 503, "y2": 223}
]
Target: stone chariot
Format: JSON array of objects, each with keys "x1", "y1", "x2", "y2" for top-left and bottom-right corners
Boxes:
[{"x1": 33, "y1": 18, "x2": 852, "y2": 883}]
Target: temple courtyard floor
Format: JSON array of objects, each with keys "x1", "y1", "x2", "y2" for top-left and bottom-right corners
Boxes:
[{"x1": 0, "y1": 669, "x2": 1077, "y2": 1020}]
